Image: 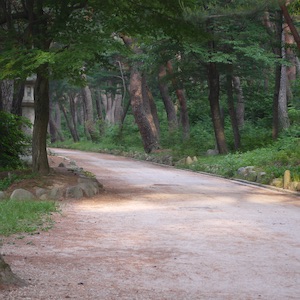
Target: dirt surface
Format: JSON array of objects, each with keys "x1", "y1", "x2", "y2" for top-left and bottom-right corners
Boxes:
[
  {"x1": 1, "y1": 148, "x2": 300, "y2": 299},
  {"x1": 3, "y1": 154, "x2": 80, "y2": 197}
]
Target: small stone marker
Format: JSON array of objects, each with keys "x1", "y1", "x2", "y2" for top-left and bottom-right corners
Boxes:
[{"x1": 283, "y1": 170, "x2": 291, "y2": 189}]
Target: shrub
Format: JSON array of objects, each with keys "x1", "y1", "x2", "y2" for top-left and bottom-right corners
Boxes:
[{"x1": 0, "y1": 111, "x2": 31, "y2": 169}]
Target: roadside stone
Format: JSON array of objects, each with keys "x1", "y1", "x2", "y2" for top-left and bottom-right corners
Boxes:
[
  {"x1": 10, "y1": 189, "x2": 36, "y2": 201},
  {"x1": 206, "y1": 149, "x2": 219, "y2": 156},
  {"x1": 193, "y1": 156, "x2": 198, "y2": 162},
  {"x1": 66, "y1": 186, "x2": 83, "y2": 199},
  {"x1": 49, "y1": 187, "x2": 64, "y2": 200},
  {"x1": 270, "y1": 178, "x2": 283, "y2": 188},
  {"x1": 237, "y1": 167, "x2": 247, "y2": 176},
  {"x1": 283, "y1": 170, "x2": 291, "y2": 189},
  {"x1": 186, "y1": 156, "x2": 193, "y2": 165},
  {"x1": 35, "y1": 188, "x2": 48, "y2": 198},
  {"x1": 256, "y1": 172, "x2": 267, "y2": 183},
  {"x1": 78, "y1": 183, "x2": 98, "y2": 197},
  {"x1": 78, "y1": 177, "x2": 103, "y2": 189}
]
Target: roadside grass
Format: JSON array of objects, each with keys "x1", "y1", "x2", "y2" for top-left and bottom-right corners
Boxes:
[
  {"x1": 188, "y1": 136, "x2": 300, "y2": 183},
  {"x1": 0, "y1": 199, "x2": 58, "y2": 236}
]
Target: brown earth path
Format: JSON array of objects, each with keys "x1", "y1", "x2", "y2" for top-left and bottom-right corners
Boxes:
[{"x1": 1, "y1": 148, "x2": 300, "y2": 299}]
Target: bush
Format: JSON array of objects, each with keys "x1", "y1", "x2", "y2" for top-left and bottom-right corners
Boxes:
[{"x1": 0, "y1": 111, "x2": 31, "y2": 169}]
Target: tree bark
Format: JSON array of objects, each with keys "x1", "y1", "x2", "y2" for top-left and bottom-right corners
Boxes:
[
  {"x1": 280, "y1": 3, "x2": 300, "y2": 52},
  {"x1": 81, "y1": 82, "x2": 98, "y2": 142},
  {"x1": 121, "y1": 34, "x2": 159, "y2": 152},
  {"x1": 32, "y1": 64, "x2": 50, "y2": 175},
  {"x1": 232, "y1": 76, "x2": 245, "y2": 128},
  {"x1": 0, "y1": 80, "x2": 14, "y2": 112},
  {"x1": 130, "y1": 66, "x2": 159, "y2": 153},
  {"x1": 11, "y1": 81, "x2": 25, "y2": 116},
  {"x1": 208, "y1": 62, "x2": 228, "y2": 154},
  {"x1": 59, "y1": 101, "x2": 79, "y2": 143},
  {"x1": 142, "y1": 75, "x2": 160, "y2": 136},
  {"x1": 226, "y1": 74, "x2": 241, "y2": 150},
  {"x1": 278, "y1": 27, "x2": 290, "y2": 130},
  {"x1": 273, "y1": 10, "x2": 283, "y2": 140},
  {"x1": 158, "y1": 65, "x2": 178, "y2": 131},
  {"x1": 166, "y1": 61, "x2": 190, "y2": 139}
]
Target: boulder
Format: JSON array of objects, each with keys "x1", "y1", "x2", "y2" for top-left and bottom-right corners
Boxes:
[
  {"x1": 186, "y1": 156, "x2": 193, "y2": 165},
  {"x1": 78, "y1": 183, "x2": 98, "y2": 197},
  {"x1": 270, "y1": 178, "x2": 283, "y2": 188},
  {"x1": 10, "y1": 189, "x2": 36, "y2": 201},
  {"x1": 49, "y1": 187, "x2": 64, "y2": 200},
  {"x1": 66, "y1": 186, "x2": 83, "y2": 199},
  {"x1": 0, "y1": 191, "x2": 6, "y2": 200},
  {"x1": 35, "y1": 188, "x2": 48, "y2": 198},
  {"x1": 206, "y1": 149, "x2": 219, "y2": 156}
]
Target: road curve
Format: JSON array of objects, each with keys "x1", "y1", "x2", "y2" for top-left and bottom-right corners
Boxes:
[{"x1": 2, "y1": 148, "x2": 300, "y2": 300}]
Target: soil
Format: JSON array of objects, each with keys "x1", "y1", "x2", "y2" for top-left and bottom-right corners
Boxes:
[
  {"x1": 3, "y1": 155, "x2": 81, "y2": 197},
  {"x1": 1, "y1": 148, "x2": 300, "y2": 300}
]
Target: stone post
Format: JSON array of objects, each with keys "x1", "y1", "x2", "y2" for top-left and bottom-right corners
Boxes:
[{"x1": 21, "y1": 75, "x2": 36, "y2": 135}]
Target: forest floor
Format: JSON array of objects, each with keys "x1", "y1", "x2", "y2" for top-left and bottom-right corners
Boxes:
[{"x1": 0, "y1": 148, "x2": 300, "y2": 299}]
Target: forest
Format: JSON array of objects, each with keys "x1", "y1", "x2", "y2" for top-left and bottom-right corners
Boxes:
[{"x1": 0, "y1": 0, "x2": 300, "y2": 189}]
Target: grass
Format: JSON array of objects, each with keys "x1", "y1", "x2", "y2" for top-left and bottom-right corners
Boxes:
[
  {"x1": 187, "y1": 136, "x2": 300, "y2": 183},
  {"x1": 0, "y1": 199, "x2": 58, "y2": 236}
]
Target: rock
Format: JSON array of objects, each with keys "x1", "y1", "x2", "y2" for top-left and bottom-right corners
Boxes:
[
  {"x1": 66, "y1": 186, "x2": 83, "y2": 199},
  {"x1": 35, "y1": 188, "x2": 48, "y2": 198},
  {"x1": 283, "y1": 170, "x2": 291, "y2": 189},
  {"x1": 256, "y1": 172, "x2": 267, "y2": 183},
  {"x1": 193, "y1": 156, "x2": 198, "y2": 162},
  {"x1": 78, "y1": 177, "x2": 103, "y2": 189},
  {"x1": 58, "y1": 162, "x2": 66, "y2": 168},
  {"x1": 270, "y1": 178, "x2": 283, "y2": 188},
  {"x1": 10, "y1": 189, "x2": 36, "y2": 201},
  {"x1": 186, "y1": 156, "x2": 193, "y2": 165},
  {"x1": 49, "y1": 187, "x2": 64, "y2": 200},
  {"x1": 237, "y1": 167, "x2": 247, "y2": 176},
  {"x1": 206, "y1": 149, "x2": 219, "y2": 156},
  {"x1": 176, "y1": 158, "x2": 186, "y2": 165},
  {"x1": 78, "y1": 183, "x2": 98, "y2": 197}
]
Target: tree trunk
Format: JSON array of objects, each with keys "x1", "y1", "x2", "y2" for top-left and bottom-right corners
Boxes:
[
  {"x1": 226, "y1": 74, "x2": 241, "y2": 150},
  {"x1": 232, "y1": 76, "x2": 245, "y2": 127},
  {"x1": 121, "y1": 34, "x2": 159, "y2": 152},
  {"x1": 11, "y1": 81, "x2": 25, "y2": 116},
  {"x1": 81, "y1": 82, "x2": 98, "y2": 142},
  {"x1": 280, "y1": 3, "x2": 300, "y2": 52},
  {"x1": 142, "y1": 75, "x2": 160, "y2": 136},
  {"x1": 32, "y1": 64, "x2": 50, "y2": 175},
  {"x1": 0, "y1": 80, "x2": 14, "y2": 112},
  {"x1": 273, "y1": 10, "x2": 283, "y2": 140},
  {"x1": 130, "y1": 66, "x2": 159, "y2": 153},
  {"x1": 278, "y1": 28, "x2": 290, "y2": 130},
  {"x1": 158, "y1": 65, "x2": 178, "y2": 131},
  {"x1": 208, "y1": 62, "x2": 228, "y2": 154},
  {"x1": 69, "y1": 94, "x2": 80, "y2": 142},
  {"x1": 0, "y1": 254, "x2": 26, "y2": 288},
  {"x1": 59, "y1": 102, "x2": 79, "y2": 143},
  {"x1": 166, "y1": 61, "x2": 190, "y2": 139}
]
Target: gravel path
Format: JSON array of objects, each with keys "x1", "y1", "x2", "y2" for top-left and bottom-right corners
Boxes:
[{"x1": 1, "y1": 148, "x2": 300, "y2": 299}]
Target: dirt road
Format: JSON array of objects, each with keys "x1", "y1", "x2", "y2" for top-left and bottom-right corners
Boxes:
[{"x1": 1, "y1": 149, "x2": 300, "y2": 299}]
